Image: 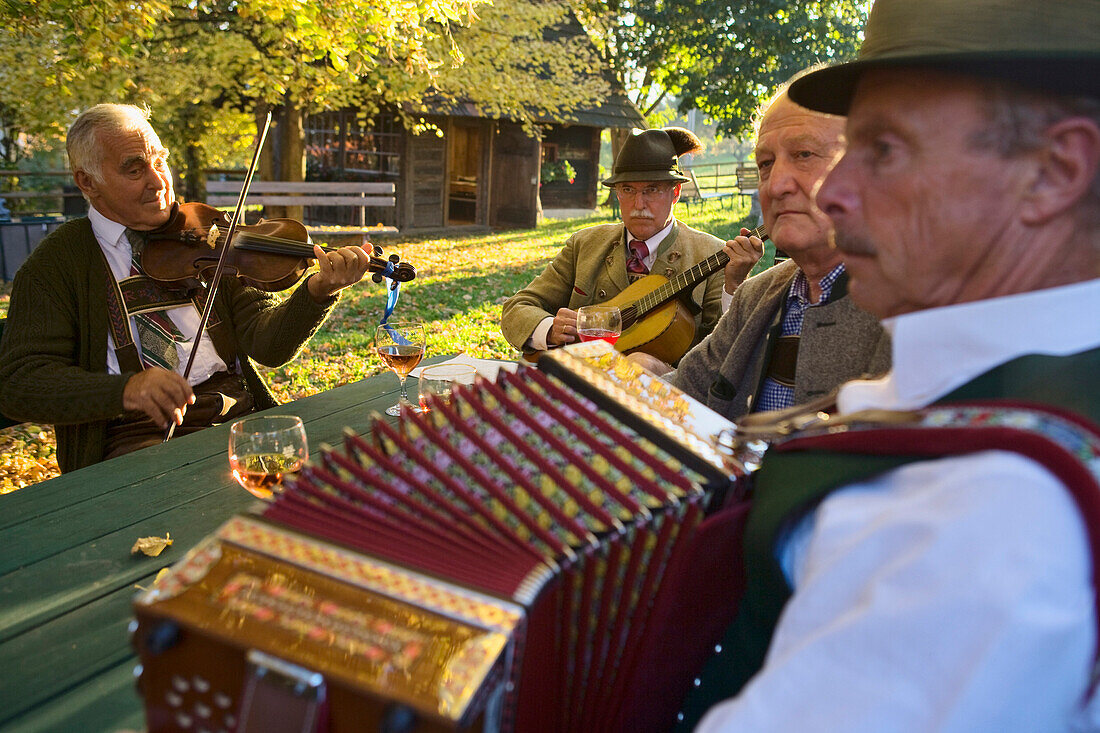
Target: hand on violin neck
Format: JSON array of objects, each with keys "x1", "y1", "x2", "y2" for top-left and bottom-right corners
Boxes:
[{"x1": 306, "y1": 243, "x2": 373, "y2": 302}]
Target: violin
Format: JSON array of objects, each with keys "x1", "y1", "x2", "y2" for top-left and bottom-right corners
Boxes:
[{"x1": 140, "y1": 201, "x2": 415, "y2": 292}]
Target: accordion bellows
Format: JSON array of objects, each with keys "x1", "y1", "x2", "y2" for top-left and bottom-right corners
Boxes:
[{"x1": 133, "y1": 344, "x2": 751, "y2": 732}]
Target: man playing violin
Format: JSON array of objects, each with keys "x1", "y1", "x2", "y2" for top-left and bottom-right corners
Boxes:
[
  {"x1": 630, "y1": 80, "x2": 891, "y2": 420},
  {"x1": 0, "y1": 103, "x2": 373, "y2": 472},
  {"x1": 500, "y1": 127, "x2": 763, "y2": 357}
]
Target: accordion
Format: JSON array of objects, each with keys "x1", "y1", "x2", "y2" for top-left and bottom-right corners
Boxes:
[{"x1": 133, "y1": 342, "x2": 753, "y2": 732}]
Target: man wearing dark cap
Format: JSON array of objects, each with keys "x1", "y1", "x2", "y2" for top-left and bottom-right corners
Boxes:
[
  {"x1": 679, "y1": 0, "x2": 1100, "y2": 730},
  {"x1": 501, "y1": 127, "x2": 762, "y2": 355}
]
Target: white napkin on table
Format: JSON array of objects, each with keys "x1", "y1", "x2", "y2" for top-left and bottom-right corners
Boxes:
[{"x1": 410, "y1": 353, "x2": 519, "y2": 383}]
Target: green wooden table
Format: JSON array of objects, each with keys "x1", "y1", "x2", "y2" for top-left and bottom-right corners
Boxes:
[{"x1": 0, "y1": 363, "x2": 448, "y2": 732}]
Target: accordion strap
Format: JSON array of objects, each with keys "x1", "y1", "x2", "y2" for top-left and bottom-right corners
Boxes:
[{"x1": 238, "y1": 649, "x2": 328, "y2": 733}]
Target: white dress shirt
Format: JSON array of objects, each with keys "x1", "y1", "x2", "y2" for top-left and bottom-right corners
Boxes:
[
  {"x1": 88, "y1": 206, "x2": 227, "y2": 384},
  {"x1": 527, "y1": 219, "x2": 676, "y2": 351},
  {"x1": 699, "y1": 279, "x2": 1100, "y2": 732}
]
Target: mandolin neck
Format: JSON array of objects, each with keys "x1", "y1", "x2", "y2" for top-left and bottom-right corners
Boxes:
[{"x1": 621, "y1": 224, "x2": 768, "y2": 326}]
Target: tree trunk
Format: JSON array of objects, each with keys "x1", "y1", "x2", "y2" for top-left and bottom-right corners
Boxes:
[
  {"x1": 279, "y1": 103, "x2": 306, "y2": 222},
  {"x1": 177, "y1": 103, "x2": 205, "y2": 204}
]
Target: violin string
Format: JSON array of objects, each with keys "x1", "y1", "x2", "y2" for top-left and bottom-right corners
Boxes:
[{"x1": 200, "y1": 229, "x2": 387, "y2": 266}]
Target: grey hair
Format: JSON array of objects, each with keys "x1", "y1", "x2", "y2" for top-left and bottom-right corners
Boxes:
[
  {"x1": 66, "y1": 103, "x2": 153, "y2": 184},
  {"x1": 971, "y1": 81, "x2": 1100, "y2": 225}
]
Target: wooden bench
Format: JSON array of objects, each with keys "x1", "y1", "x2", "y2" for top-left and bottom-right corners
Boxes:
[
  {"x1": 735, "y1": 164, "x2": 760, "y2": 203},
  {"x1": 679, "y1": 170, "x2": 738, "y2": 211},
  {"x1": 205, "y1": 180, "x2": 399, "y2": 243}
]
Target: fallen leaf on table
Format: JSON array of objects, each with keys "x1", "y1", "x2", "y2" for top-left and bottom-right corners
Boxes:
[{"x1": 131, "y1": 532, "x2": 173, "y2": 557}]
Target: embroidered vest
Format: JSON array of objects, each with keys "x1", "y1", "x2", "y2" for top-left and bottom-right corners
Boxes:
[{"x1": 677, "y1": 346, "x2": 1100, "y2": 729}]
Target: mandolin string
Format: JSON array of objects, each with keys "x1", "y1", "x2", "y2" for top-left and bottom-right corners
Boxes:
[{"x1": 626, "y1": 224, "x2": 768, "y2": 320}]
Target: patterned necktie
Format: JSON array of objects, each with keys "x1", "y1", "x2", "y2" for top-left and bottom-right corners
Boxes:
[
  {"x1": 627, "y1": 239, "x2": 650, "y2": 280},
  {"x1": 125, "y1": 229, "x2": 188, "y2": 371}
]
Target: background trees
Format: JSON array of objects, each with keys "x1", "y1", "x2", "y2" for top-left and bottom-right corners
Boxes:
[
  {"x1": 0, "y1": 0, "x2": 870, "y2": 198},
  {"x1": 573, "y1": 0, "x2": 869, "y2": 158},
  {"x1": 0, "y1": 0, "x2": 607, "y2": 197}
]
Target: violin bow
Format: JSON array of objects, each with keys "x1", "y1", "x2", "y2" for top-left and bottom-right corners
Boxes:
[{"x1": 163, "y1": 110, "x2": 272, "y2": 442}]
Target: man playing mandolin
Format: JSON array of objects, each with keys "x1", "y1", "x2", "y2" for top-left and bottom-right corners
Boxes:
[
  {"x1": 0, "y1": 103, "x2": 374, "y2": 472},
  {"x1": 500, "y1": 127, "x2": 763, "y2": 360},
  {"x1": 632, "y1": 80, "x2": 891, "y2": 420}
]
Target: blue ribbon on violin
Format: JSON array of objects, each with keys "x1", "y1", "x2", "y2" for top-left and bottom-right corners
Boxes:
[{"x1": 374, "y1": 246, "x2": 416, "y2": 342}]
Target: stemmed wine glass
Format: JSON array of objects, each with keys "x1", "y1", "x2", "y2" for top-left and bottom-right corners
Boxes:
[
  {"x1": 229, "y1": 415, "x2": 308, "y2": 501},
  {"x1": 374, "y1": 321, "x2": 426, "y2": 416},
  {"x1": 576, "y1": 305, "x2": 623, "y2": 345}
]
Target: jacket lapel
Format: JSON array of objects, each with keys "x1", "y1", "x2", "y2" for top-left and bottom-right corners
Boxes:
[
  {"x1": 604, "y1": 225, "x2": 630, "y2": 292},
  {"x1": 647, "y1": 220, "x2": 686, "y2": 280}
]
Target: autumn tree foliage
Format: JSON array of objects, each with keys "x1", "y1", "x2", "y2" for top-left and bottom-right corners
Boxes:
[
  {"x1": 574, "y1": 0, "x2": 869, "y2": 142},
  {"x1": 0, "y1": 0, "x2": 607, "y2": 196}
]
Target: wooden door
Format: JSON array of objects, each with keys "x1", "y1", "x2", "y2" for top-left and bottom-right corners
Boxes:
[
  {"x1": 406, "y1": 128, "x2": 446, "y2": 228},
  {"x1": 490, "y1": 122, "x2": 540, "y2": 229}
]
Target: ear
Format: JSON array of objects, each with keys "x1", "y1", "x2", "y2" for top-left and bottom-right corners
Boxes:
[
  {"x1": 671, "y1": 182, "x2": 683, "y2": 204},
  {"x1": 72, "y1": 169, "x2": 98, "y2": 200},
  {"x1": 1019, "y1": 117, "x2": 1100, "y2": 225}
]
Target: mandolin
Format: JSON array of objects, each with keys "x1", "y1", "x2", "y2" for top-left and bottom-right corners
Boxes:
[{"x1": 607, "y1": 224, "x2": 768, "y2": 364}]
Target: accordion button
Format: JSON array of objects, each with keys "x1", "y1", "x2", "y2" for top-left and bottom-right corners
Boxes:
[
  {"x1": 193, "y1": 676, "x2": 211, "y2": 693},
  {"x1": 693, "y1": 678, "x2": 702, "y2": 687},
  {"x1": 677, "y1": 712, "x2": 685, "y2": 722},
  {"x1": 147, "y1": 620, "x2": 182, "y2": 656},
  {"x1": 165, "y1": 691, "x2": 183, "y2": 708},
  {"x1": 714, "y1": 644, "x2": 723, "y2": 654},
  {"x1": 195, "y1": 702, "x2": 211, "y2": 719},
  {"x1": 175, "y1": 711, "x2": 193, "y2": 728},
  {"x1": 214, "y1": 693, "x2": 232, "y2": 709},
  {"x1": 171, "y1": 675, "x2": 190, "y2": 693},
  {"x1": 382, "y1": 704, "x2": 418, "y2": 733}
]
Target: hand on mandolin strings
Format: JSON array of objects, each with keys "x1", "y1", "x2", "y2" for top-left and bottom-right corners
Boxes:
[
  {"x1": 306, "y1": 244, "x2": 374, "y2": 302},
  {"x1": 723, "y1": 228, "x2": 765, "y2": 294},
  {"x1": 123, "y1": 367, "x2": 196, "y2": 428},
  {"x1": 548, "y1": 307, "x2": 579, "y2": 346}
]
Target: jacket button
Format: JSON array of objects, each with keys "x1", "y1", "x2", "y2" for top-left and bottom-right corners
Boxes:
[
  {"x1": 605, "y1": 255, "x2": 614, "y2": 266},
  {"x1": 598, "y1": 289, "x2": 607, "y2": 298},
  {"x1": 664, "y1": 267, "x2": 674, "y2": 277},
  {"x1": 668, "y1": 250, "x2": 681, "y2": 263}
]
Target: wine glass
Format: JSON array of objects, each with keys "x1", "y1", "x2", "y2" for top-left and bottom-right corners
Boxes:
[
  {"x1": 375, "y1": 321, "x2": 426, "y2": 416},
  {"x1": 229, "y1": 415, "x2": 308, "y2": 500},
  {"x1": 418, "y1": 363, "x2": 478, "y2": 412},
  {"x1": 576, "y1": 305, "x2": 623, "y2": 345}
]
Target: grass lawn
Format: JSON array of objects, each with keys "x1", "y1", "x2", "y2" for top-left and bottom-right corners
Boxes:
[{"x1": 0, "y1": 198, "x2": 765, "y2": 492}]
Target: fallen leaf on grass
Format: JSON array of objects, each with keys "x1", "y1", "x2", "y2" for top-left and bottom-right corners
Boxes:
[{"x1": 131, "y1": 532, "x2": 173, "y2": 557}]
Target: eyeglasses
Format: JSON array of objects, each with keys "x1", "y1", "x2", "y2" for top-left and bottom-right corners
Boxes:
[{"x1": 614, "y1": 184, "x2": 673, "y2": 200}]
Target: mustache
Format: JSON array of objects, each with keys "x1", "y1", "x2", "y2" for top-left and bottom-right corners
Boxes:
[
  {"x1": 629, "y1": 210, "x2": 653, "y2": 219},
  {"x1": 830, "y1": 229, "x2": 876, "y2": 257}
]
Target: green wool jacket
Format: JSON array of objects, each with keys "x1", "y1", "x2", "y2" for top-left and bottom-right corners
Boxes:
[{"x1": 0, "y1": 218, "x2": 338, "y2": 473}]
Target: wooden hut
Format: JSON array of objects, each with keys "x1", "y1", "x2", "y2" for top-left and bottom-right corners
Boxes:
[{"x1": 304, "y1": 91, "x2": 643, "y2": 232}]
